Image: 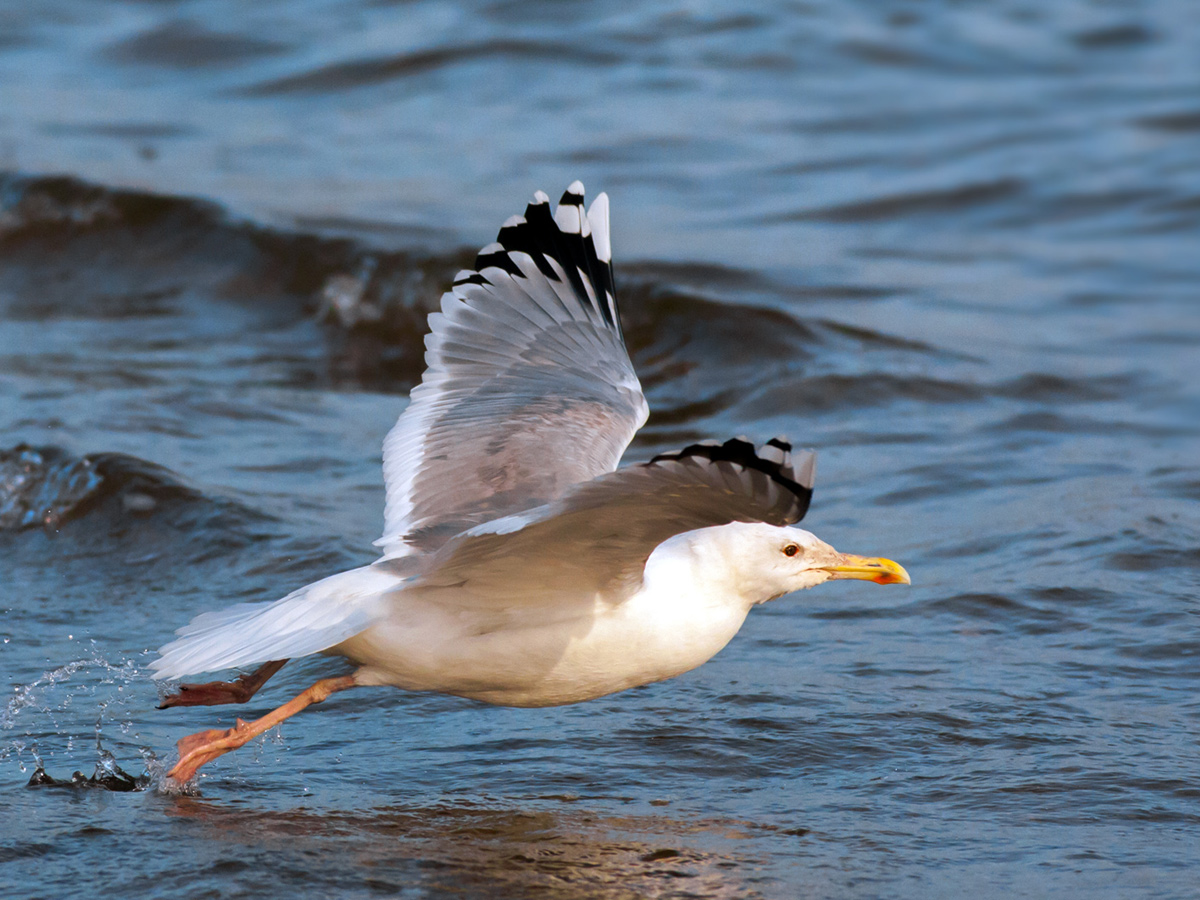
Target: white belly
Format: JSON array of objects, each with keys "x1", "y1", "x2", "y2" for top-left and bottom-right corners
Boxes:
[{"x1": 333, "y1": 570, "x2": 752, "y2": 707}]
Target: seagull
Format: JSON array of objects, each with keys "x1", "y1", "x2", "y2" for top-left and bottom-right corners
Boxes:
[{"x1": 152, "y1": 182, "x2": 910, "y2": 785}]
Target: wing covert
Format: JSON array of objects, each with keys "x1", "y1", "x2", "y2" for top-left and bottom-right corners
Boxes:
[{"x1": 409, "y1": 438, "x2": 816, "y2": 607}]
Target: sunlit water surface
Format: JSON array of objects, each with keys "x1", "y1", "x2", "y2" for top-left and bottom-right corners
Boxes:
[{"x1": 2, "y1": 1, "x2": 1198, "y2": 898}]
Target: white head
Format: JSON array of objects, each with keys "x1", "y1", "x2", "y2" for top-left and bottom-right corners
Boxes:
[{"x1": 679, "y1": 522, "x2": 910, "y2": 606}]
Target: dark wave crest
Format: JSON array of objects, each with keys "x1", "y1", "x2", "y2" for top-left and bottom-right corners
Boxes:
[{"x1": 0, "y1": 443, "x2": 272, "y2": 551}]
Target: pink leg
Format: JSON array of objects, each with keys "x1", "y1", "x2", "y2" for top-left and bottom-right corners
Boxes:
[{"x1": 167, "y1": 674, "x2": 357, "y2": 784}]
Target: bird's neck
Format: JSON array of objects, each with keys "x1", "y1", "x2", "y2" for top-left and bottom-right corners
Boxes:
[{"x1": 642, "y1": 530, "x2": 758, "y2": 614}]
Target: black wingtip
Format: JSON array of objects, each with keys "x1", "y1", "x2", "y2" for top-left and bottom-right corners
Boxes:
[
  {"x1": 463, "y1": 184, "x2": 619, "y2": 332},
  {"x1": 649, "y1": 437, "x2": 816, "y2": 522}
]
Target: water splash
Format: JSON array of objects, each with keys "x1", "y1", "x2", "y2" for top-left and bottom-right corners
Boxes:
[
  {"x1": 2, "y1": 654, "x2": 115, "y2": 731},
  {"x1": 27, "y1": 747, "x2": 150, "y2": 792},
  {"x1": 2, "y1": 652, "x2": 152, "y2": 791}
]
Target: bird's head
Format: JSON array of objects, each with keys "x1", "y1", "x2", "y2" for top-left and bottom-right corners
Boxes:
[{"x1": 691, "y1": 522, "x2": 911, "y2": 604}]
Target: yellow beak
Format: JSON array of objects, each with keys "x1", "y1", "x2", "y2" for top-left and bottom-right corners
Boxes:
[{"x1": 821, "y1": 555, "x2": 911, "y2": 585}]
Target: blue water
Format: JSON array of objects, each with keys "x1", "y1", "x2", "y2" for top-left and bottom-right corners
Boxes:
[{"x1": 2, "y1": 1, "x2": 1199, "y2": 897}]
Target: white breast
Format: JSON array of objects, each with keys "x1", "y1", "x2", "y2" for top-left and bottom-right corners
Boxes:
[{"x1": 338, "y1": 542, "x2": 753, "y2": 707}]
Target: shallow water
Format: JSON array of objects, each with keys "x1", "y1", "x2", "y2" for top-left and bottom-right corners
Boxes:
[{"x1": 2, "y1": 0, "x2": 1199, "y2": 897}]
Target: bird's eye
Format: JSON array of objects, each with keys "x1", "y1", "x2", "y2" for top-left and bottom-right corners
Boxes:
[{"x1": 782, "y1": 544, "x2": 800, "y2": 558}]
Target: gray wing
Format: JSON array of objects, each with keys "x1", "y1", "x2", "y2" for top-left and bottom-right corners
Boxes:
[
  {"x1": 376, "y1": 182, "x2": 648, "y2": 560},
  {"x1": 405, "y1": 438, "x2": 816, "y2": 610}
]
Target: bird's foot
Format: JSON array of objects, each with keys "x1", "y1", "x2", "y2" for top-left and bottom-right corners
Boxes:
[
  {"x1": 158, "y1": 660, "x2": 289, "y2": 709},
  {"x1": 167, "y1": 720, "x2": 251, "y2": 784},
  {"x1": 159, "y1": 682, "x2": 250, "y2": 709}
]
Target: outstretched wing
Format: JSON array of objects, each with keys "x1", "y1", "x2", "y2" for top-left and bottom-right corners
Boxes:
[
  {"x1": 376, "y1": 182, "x2": 648, "y2": 561},
  {"x1": 405, "y1": 438, "x2": 816, "y2": 608}
]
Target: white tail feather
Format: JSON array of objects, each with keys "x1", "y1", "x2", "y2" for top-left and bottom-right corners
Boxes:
[{"x1": 150, "y1": 565, "x2": 403, "y2": 680}]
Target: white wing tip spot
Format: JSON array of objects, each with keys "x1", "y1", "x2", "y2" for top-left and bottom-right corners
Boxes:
[
  {"x1": 760, "y1": 444, "x2": 786, "y2": 465},
  {"x1": 555, "y1": 203, "x2": 582, "y2": 234},
  {"x1": 587, "y1": 193, "x2": 611, "y2": 263},
  {"x1": 795, "y1": 452, "x2": 817, "y2": 489}
]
